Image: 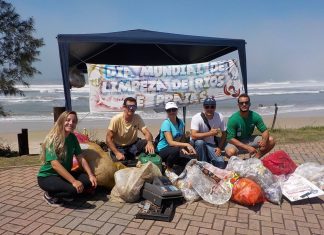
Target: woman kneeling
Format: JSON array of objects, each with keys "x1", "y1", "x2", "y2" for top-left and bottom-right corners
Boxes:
[{"x1": 37, "y1": 111, "x2": 97, "y2": 206}]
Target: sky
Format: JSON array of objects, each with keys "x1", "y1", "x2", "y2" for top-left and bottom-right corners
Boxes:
[{"x1": 8, "y1": 0, "x2": 324, "y2": 84}]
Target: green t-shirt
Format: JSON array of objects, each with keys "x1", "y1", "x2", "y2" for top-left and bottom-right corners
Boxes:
[
  {"x1": 226, "y1": 111, "x2": 267, "y2": 141},
  {"x1": 38, "y1": 133, "x2": 82, "y2": 177}
]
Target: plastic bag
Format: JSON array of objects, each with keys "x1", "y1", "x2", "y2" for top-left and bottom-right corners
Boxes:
[
  {"x1": 231, "y1": 178, "x2": 265, "y2": 206},
  {"x1": 165, "y1": 167, "x2": 201, "y2": 202},
  {"x1": 294, "y1": 162, "x2": 324, "y2": 190},
  {"x1": 110, "y1": 162, "x2": 162, "y2": 203},
  {"x1": 226, "y1": 156, "x2": 282, "y2": 204},
  {"x1": 185, "y1": 160, "x2": 234, "y2": 205},
  {"x1": 262, "y1": 150, "x2": 297, "y2": 175},
  {"x1": 74, "y1": 131, "x2": 89, "y2": 143}
]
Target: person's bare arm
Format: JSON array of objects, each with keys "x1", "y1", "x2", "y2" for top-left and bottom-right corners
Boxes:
[
  {"x1": 191, "y1": 128, "x2": 219, "y2": 140},
  {"x1": 76, "y1": 154, "x2": 97, "y2": 188},
  {"x1": 106, "y1": 129, "x2": 125, "y2": 160},
  {"x1": 164, "y1": 131, "x2": 196, "y2": 154},
  {"x1": 141, "y1": 127, "x2": 155, "y2": 154}
]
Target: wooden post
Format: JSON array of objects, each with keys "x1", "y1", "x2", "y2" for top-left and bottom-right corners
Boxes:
[
  {"x1": 271, "y1": 103, "x2": 278, "y2": 130},
  {"x1": 18, "y1": 129, "x2": 29, "y2": 155},
  {"x1": 53, "y1": 106, "x2": 66, "y2": 122}
]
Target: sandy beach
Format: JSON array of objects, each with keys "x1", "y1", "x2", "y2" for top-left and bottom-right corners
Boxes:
[{"x1": 1, "y1": 110, "x2": 324, "y2": 155}]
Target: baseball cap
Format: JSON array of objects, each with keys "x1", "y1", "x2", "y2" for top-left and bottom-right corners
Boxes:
[
  {"x1": 165, "y1": 102, "x2": 178, "y2": 110},
  {"x1": 203, "y1": 97, "x2": 216, "y2": 106}
]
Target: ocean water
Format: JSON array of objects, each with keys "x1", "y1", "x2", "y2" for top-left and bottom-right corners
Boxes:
[{"x1": 0, "y1": 80, "x2": 324, "y2": 122}]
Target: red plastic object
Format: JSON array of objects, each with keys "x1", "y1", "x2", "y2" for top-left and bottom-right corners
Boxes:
[
  {"x1": 262, "y1": 150, "x2": 297, "y2": 175},
  {"x1": 231, "y1": 178, "x2": 265, "y2": 206},
  {"x1": 74, "y1": 131, "x2": 89, "y2": 143}
]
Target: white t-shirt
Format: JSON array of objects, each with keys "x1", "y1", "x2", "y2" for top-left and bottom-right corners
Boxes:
[{"x1": 190, "y1": 112, "x2": 226, "y2": 144}]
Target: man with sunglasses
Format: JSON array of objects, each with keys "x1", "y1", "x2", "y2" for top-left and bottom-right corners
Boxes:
[
  {"x1": 225, "y1": 93, "x2": 275, "y2": 158},
  {"x1": 106, "y1": 97, "x2": 155, "y2": 161},
  {"x1": 190, "y1": 97, "x2": 227, "y2": 169}
]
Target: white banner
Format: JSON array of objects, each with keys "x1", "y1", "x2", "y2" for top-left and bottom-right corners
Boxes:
[{"x1": 87, "y1": 59, "x2": 243, "y2": 112}]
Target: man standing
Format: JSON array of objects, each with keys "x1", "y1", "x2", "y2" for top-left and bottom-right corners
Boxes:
[
  {"x1": 106, "y1": 97, "x2": 155, "y2": 161},
  {"x1": 225, "y1": 93, "x2": 275, "y2": 158},
  {"x1": 190, "y1": 97, "x2": 226, "y2": 169}
]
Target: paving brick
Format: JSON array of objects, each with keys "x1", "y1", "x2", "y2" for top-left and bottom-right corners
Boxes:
[
  {"x1": 284, "y1": 219, "x2": 297, "y2": 231},
  {"x1": 113, "y1": 212, "x2": 135, "y2": 221},
  {"x1": 226, "y1": 221, "x2": 248, "y2": 229},
  {"x1": 305, "y1": 213, "x2": 319, "y2": 224},
  {"x1": 123, "y1": 227, "x2": 148, "y2": 235},
  {"x1": 128, "y1": 222, "x2": 141, "y2": 229},
  {"x1": 147, "y1": 225, "x2": 162, "y2": 235},
  {"x1": 271, "y1": 212, "x2": 283, "y2": 223},
  {"x1": 18, "y1": 221, "x2": 42, "y2": 234},
  {"x1": 154, "y1": 221, "x2": 176, "y2": 228},
  {"x1": 87, "y1": 209, "x2": 105, "y2": 220},
  {"x1": 199, "y1": 227, "x2": 223, "y2": 234},
  {"x1": 1, "y1": 223, "x2": 24, "y2": 233},
  {"x1": 223, "y1": 226, "x2": 236, "y2": 235},
  {"x1": 109, "y1": 225, "x2": 125, "y2": 235},
  {"x1": 96, "y1": 223, "x2": 115, "y2": 235},
  {"x1": 82, "y1": 218, "x2": 104, "y2": 228},
  {"x1": 9, "y1": 218, "x2": 32, "y2": 227},
  {"x1": 261, "y1": 226, "x2": 273, "y2": 235},
  {"x1": 249, "y1": 218, "x2": 260, "y2": 230},
  {"x1": 212, "y1": 218, "x2": 224, "y2": 231},
  {"x1": 108, "y1": 217, "x2": 131, "y2": 226},
  {"x1": 189, "y1": 220, "x2": 212, "y2": 229},
  {"x1": 236, "y1": 228, "x2": 261, "y2": 235},
  {"x1": 48, "y1": 226, "x2": 71, "y2": 235},
  {"x1": 30, "y1": 224, "x2": 51, "y2": 235},
  {"x1": 273, "y1": 228, "x2": 299, "y2": 235},
  {"x1": 65, "y1": 217, "x2": 83, "y2": 230},
  {"x1": 55, "y1": 215, "x2": 75, "y2": 227},
  {"x1": 194, "y1": 206, "x2": 206, "y2": 216},
  {"x1": 139, "y1": 219, "x2": 154, "y2": 230},
  {"x1": 161, "y1": 227, "x2": 185, "y2": 235},
  {"x1": 97, "y1": 210, "x2": 115, "y2": 222},
  {"x1": 261, "y1": 221, "x2": 284, "y2": 229},
  {"x1": 202, "y1": 212, "x2": 215, "y2": 223},
  {"x1": 295, "y1": 221, "x2": 321, "y2": 229},
  {"x1": 176, "y1": 219, "x2": 190, "y2": 230},
  {"x1": 292, "y1": 207, "x2": 304, "y2": 217},
  {"x1": 37, "y1": 216, "x2": 59, "y2": 225},
  {"x1": 75, "y1": 224, "x2": 98, "y2": 234}
]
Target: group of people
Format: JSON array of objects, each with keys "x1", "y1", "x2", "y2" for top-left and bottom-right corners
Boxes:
[{"x1": 37, "y1": 94, "x2": 275, "y2": 206}]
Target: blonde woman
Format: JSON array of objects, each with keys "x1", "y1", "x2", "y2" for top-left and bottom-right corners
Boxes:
[{"x1": 37, "y1": 111, "x2": 97, "y2": 206}]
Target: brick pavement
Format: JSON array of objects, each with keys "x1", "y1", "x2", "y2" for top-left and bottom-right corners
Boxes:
[{"x1": 0, "y1": 141, "x2": 323, "y2": 235}]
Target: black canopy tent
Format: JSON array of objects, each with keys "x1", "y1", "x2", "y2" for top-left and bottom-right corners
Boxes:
[{"x1": 57, "y1": 29, "x2": 247, "y2": 110}]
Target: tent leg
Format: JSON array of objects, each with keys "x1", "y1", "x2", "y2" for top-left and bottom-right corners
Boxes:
[{"x1": 182, "y1": 106, "x2": 186, "y2": 133}]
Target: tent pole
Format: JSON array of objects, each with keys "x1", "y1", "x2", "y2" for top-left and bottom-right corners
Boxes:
[{"x1": 183, "y1": 106, "x2": 186, "y2": 133}]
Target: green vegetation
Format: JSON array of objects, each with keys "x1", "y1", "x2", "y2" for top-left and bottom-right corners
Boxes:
[
  {"x1": 0, "y1": 154, "x2": 41, "y2": 169},
  {"x1": 270, "y1": 126, "x2": 324, "y2": 144}
]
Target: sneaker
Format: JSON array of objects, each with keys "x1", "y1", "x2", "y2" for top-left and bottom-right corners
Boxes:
[{"x1": 43, "y1": 192, "x2": 63, "y2": 207}]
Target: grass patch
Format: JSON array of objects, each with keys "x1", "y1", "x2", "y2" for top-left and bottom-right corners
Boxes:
[
  {"x1": 270, "y1": 126, "x2": 324, "y2": 144},
  {"x1": 0, "y1": 154, "x2": 41, "y2": 169}
]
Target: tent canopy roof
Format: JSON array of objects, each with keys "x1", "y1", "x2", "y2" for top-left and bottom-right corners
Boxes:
[
  {"x1": 57, "y1": 29, "x2": 247, "y2": 109},
  {"x1": 57, "y1": 29, "x2": 246, "y2": 70}
]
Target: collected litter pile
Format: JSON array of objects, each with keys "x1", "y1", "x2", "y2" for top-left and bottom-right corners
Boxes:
[{"x1": 73, "y1": 132, "x2": 324, "y2": 221}]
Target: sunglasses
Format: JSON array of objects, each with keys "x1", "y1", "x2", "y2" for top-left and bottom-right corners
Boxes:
[
  {"x1": 125, "y1": 104, "x2": 137, "y2": 111},
  {"x1": 238, "y1": 101, "x2": 250, "y2": 106},
  {"x1": 204, "y1": 105, "x2": 216, "y2": 109},
  {"x1": 166, "y1": 108, "x2": 178, "y2": 113}
]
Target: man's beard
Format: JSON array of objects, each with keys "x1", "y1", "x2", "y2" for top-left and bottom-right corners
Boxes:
[{"x1": 239, "y1": 107, "x2": 249, "y2": 112}]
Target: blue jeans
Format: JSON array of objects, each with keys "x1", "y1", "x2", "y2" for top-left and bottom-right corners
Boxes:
[{"x1": 192, "y1": 139, "x2": 225, "y2": 169}]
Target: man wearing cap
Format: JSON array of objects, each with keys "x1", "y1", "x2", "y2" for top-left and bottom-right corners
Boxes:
[
  {"x1": 225, "y1": 93, "x2": 275, "y2": 158},
  {"x1": 106, "y1": 97, "x2": 155, "y2": 161},
  {"x1": 190, "y1": 97, "x2": 227, "y2": 169}
]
